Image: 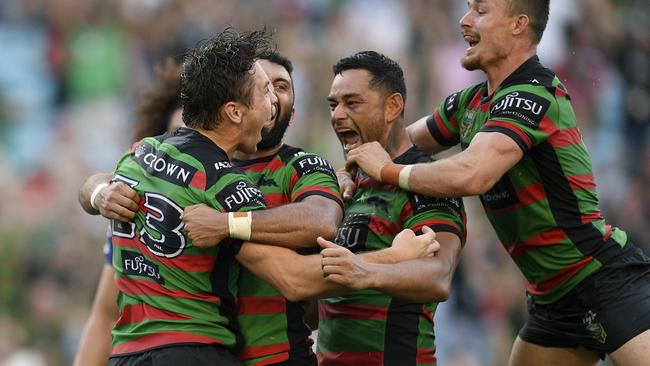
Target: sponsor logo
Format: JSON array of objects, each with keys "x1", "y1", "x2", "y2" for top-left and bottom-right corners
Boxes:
[
  {"x1": 409, "y1": 193, "x2": 462, "y2": 216},
  {"x1": 444, "y1": 92, "x2": 460, "y2": 116},
  {"x1": 490, "y1": 91, "x2": 550, "y2": 129},
  {"x1": 214, "y1": 161, "x2": 232, "y2": 170},
  {"x1": 122, "y1": 250, "x2": 164, "y2": 284},
  {"x1": 583, "y1": 310, "x2": 607, "y2": 344},
  {"x1": 292, "y1": 155, "x2": 337, "y2": 181},
  {"x1": 133, "y1": 142, "x2": 198, "y2": 187},
  {"x1": 216, "y1": 180, "x2": 265, "y2": 211},
  {"x1": 335, "y1": 213, "x2": 370, "y2": 251},
  {"x1": 480, "y1": 176, "x2": 519, "y2": 210}
]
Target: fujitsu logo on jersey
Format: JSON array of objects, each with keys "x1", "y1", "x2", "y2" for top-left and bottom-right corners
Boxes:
[
  {"x1": 122, "y1": 250, "x2": 164, "y2": 284},
  {"x1": 490, "y1": 91, "x2": 551, "y2": 129},
  {"x1": 491, "y1": 92, "x2": 544, "y2": 115},
  {"x1": 217, "y1": 180, "x2": 265, "y2": 211},
  {"x1": 293, "y1": 154, "x2": 337, "y2": 180}
]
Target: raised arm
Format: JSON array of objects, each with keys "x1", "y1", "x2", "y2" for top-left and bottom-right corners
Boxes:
[
  {"x1": 78, "y1": 172, "x2": 140, "y2": 221},
  {"x1": 346, "y1": 131, "x2": 523, "y2": 198},
  {"x1": 235, "y1": 227, "x2": 439, "y2": 302}
]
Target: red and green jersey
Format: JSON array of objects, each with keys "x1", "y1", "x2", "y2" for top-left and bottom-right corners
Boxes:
[
  {"x1": 426, "y1": 56, "x2": 628, "y2": 304},
  {"x1": 110, "y1": 127, "x2": 266, "y2": 355},
  {"x1": 233, "y1": 145, "x2": 343, "y2": 366},
  {"x1": 317, "y1": 146, "x2": 466, "y2": 366}
]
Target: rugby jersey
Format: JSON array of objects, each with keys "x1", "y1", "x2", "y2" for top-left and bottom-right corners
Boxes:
[{"x1": 426, "y1": 56, "x2": 628, "y2": 304}]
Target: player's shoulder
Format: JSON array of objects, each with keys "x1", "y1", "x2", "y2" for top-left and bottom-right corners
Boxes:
[{"x1": 282, "y1": 145, "x2": 337, "y2": 178}]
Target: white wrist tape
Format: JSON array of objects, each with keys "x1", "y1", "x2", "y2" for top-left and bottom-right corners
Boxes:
[
  {"x1": 399, "y1": 164, "x2": 413, "y2": 190},
  {"x1": 90, "y1": 182, "x2": 109, "y2": 210},
  {"x1": 228, "y1": 211, "x2": 252, "y2": 241}
]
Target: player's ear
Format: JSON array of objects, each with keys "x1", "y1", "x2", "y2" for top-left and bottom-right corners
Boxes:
[
  {"x1": 512, "y1": 14, "x2": 529, "y2": 37},
  {"x1": 384, "y1": 93, "x2": 404, "y2": 123},
  {"x1": 288, "y1": 107, "x2": 296, "y2": 126},
  {"x1": 223, "y1": 101, "x2": 245, "y2": 125}
]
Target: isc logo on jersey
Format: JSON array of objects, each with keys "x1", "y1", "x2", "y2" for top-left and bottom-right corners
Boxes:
[
  {"x1": 490, "y1": 91, "x2": 550, "y2": 129},
  {"x1": 216, "y1": 180, "x2": 265, "y2": 211}
]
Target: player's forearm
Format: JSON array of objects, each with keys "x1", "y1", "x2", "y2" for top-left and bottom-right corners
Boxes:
[
  {"x1": 359, "y1": 247, "x2": 404, "y2": 264},
  {"x1": 364, "y1": 258, "x2": 455, "y2": 303},
  {"x1": 250, "y1": 198, "x2": 342, "y2": 248},
  {"x1": 237, "y1": 243, "x2": 349, "y2": 301},
  {"x1": 78, "y1": 172, "x2": 113, "y2": 214}
]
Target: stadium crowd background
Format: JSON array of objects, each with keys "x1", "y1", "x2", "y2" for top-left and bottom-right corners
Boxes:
[{"x1": 0, "y1": 0, "x2": 648, "y2": 365}]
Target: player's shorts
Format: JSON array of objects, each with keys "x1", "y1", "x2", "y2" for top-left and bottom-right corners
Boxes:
[
  {"x1": 108, "y1": 344, "x2": 243, "y2": 366},
  {"x1": 519, "y1": 241, "x2": 650, "y2": 359}
]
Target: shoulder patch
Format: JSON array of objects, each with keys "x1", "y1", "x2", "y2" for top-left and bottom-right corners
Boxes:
[
  {"x1": 215, "y1": 179, "x2": 265, "y2": 211},
  {"x1": 291, "y1": 154, "x2": 337, "y2": 181},
  {"x1": 442, "y1": 92, "x2": 461, "y2": 118},
  {"x1": 490, "y1": 91, "x2": 551, "y2": 129},
  {"x1": 407, "y1": 192, "x2": 462, "y2": 217}
]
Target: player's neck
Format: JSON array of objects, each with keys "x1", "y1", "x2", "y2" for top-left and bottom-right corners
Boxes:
[
  {"x1": 194, "y1": 127, "x2": 239, "y2": 160},
  {"x1": 485, "y1": 47, "x2": 537, "y2": 96},
  {"x1": 234, "y1": 144, "x2": 283, "y2": 161},
  {"x1": 385, "y1": 123, "x2": 412, "y2": 160}
]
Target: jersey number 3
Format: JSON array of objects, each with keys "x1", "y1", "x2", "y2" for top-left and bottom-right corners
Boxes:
[{"x1": 112, "y1": 175, "x2": 187, "y2": 258}]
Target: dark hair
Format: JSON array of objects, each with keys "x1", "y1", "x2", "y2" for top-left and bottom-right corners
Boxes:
[
  {"x1": 259, "y1": 51, "x2": 293, "y2": 75},
  {"x1": 508, "y1": 0, "x2": 550, "y2": 44},
  {"x1": 180, "y1": 28, "x2": 272, "y2": 130},
  {"x1": 259, "y1": 51, "x2": 295, "y2": 95},
  {"x1": 333, "y1": 51, "x2": 406, "y2": 111},
  {"x1": 132, "y1": 57, "x2": 182, "y2": 142}
]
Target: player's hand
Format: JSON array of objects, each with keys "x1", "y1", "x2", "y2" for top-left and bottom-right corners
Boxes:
[
  {"x1": 95, "y1": 182, "x2": 140, "y2": 222},
  {"x1": 182, "y1": 204, "x2": 228, "y2": 248},
  {"x1": 336, "y1": 170, "x2": 356, "y2": 201},
  {"x1": 318, "y1": 237, "x2": 374, "y2": 290},
  {"x1": 389, "y1": 226, "x2": 440, "y2": 262},
  {"x1": 345, "y1": 142, "x2": 392, "y2": 182}
]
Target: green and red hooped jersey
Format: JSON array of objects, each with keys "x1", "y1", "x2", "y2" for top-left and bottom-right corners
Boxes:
[
  {"x1": 110, "y1": 127, "x2": 266, "y2": 356},
  {"x1": 232, "y1": 145, "x2": 343, "y2": 366},
  {"x1": 317, "y1": 146, "x2": 466, "y2": 366},
  {"x1": 426, "y1": 56, "x2": 628, "y2": 304}
]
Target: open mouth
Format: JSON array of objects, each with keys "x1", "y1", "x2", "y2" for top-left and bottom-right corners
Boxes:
[
  {"x1": 464, "y1": 34, "x2": 480, "y2": 50},
  {"x1": 336, "y1": 128, "x2": 362, "y2": 153}
]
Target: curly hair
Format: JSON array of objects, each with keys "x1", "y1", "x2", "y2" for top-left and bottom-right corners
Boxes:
[
  {"x1": 181, "y1": 28, "x2": 273, "y2": 130},
  {"x1": 132, "y1": 57, "x2": 182, "y2": 142}
]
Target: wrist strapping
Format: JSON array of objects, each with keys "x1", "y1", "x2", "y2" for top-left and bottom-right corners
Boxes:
[
  {"x1": 90, "y1": 182, "x2": 109, "y2": 210},
  {"x1": 380, "y1": 164, "x2": 413, "y2": 190},
  {"x1": 228, "y1": 211, "x2": 252, "y2": 241}
]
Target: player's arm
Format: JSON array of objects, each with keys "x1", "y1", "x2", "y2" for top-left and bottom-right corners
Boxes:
[
  {"x1": 347, "y1": 132, "x2": 523, "y2": 197},
  {"x1": 183, "y1": 197, "x2": 342, "y2": 249},
  {"x1": 235, "y1": 227, "x2": 439, "y2": 302},
  {"x1": 78, "y1": 172, "x2": 140, "y2": 222},
  {"x1": 72, "y1": 264, "x2": 118, "y2": 366},
  {"x1": 321, "y1": 231, "x2": 461, "y2": 302},
  {"x1": 406, "y1": 115, "x2": 451, "y2": 155}
]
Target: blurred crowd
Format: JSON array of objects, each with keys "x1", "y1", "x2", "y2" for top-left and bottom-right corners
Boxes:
[{"x1": 0, "y1": 0, "x2": 648, "y2": 365}]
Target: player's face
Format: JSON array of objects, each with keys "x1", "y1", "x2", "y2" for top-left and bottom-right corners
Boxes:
[
  {"x1": 460, "y1": 0, "x2": 516, "y2": 71},
  {"x1": 328, "y1": 69, "x2": 387, "y2": 157},
  {"x1": 240, "y1": 62, "x2": 277, "y2": 154},
  {"x1": 257, "y1": 59, "x2": 295, "y2": 150}
]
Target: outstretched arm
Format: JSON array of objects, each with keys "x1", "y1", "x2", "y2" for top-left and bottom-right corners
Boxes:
[
  {"x1": 406, "y1": 115, "x2": 450, "y2": 155},
  {"x1": 236, "y1": 227, "x2": 441, "y2": 302},
  {"x1": 321, "y1": 231, "x2": 461, "y2": 302},
  {"x1": 183, "y1": 196, "x2": 343, "y2": 249},
  {"x1": 346, "y1": 132, "x2": 523, "y2": 197}
]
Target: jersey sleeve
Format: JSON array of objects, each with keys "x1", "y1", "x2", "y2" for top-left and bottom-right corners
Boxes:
[
  {"x1": 287, "y1": 152, "x2": 343, "y2": 210},
  {"x1": 481, "y1": 87, "x2": 557, "y2": 153},
  {"x1": 208, "y1": 168, "x2": 267, "y2": 212},
  {"x1": 401, "y1": 192, "x2": 467, "y2": 245},
  {"x1": 425, "y1": 91, "x2": 463, "y2": 147}
]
